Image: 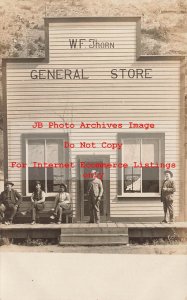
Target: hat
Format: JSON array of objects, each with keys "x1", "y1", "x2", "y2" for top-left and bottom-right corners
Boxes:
[
  {"x1": 35, "y1": 180, "x2": 41, "y2": 185},
  {"x1": 59, "y1": 183, "x2": 67, "y2": 191},
  {"x1": 164, "y1": 170, "x2": 173, "y2": 178},
  {"x1": 5, "y1": 181, "x2": 14, "y2": 186},
  {"x1": 91, "y1": 170, "x2": 97, "y2": 174}
]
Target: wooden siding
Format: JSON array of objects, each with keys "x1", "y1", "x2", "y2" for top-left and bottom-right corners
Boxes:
[{"x1": 5, "y1": 20, "x2": 183, "y2": 219}]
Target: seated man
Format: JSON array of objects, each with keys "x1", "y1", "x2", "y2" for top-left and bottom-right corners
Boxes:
[
  {"x1": 31, "y1": 181, "x2": 45, "y2": 225},
  {"x1": 50, "y1": 183, "x2": 71, "y2": 224},
  {"x1": 0, "y1": 181, "x2": 22, "y2": 225}
]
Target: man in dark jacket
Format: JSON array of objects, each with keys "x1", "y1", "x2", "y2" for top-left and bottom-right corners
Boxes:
[
  {"x1": 161, "y1": 170, "x2": 176, "y2": 223},
  {"x1": 0, "y1": 181, "x2": 22, "y2": 225},
  {"x1": 87, "y1": 170, "x2": 103, "y2": 224}
]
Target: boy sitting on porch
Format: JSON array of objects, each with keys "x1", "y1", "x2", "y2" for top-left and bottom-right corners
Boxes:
[
  {"x1": 31, "y1": 181, "x2": 45, "y2": 225},
  {"x1": 50, "y1": 183, "x2": 71, "y2": 224}
]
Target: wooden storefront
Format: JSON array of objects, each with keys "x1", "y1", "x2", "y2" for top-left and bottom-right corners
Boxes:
[{"x1": 2, "y1": 17, "x2": 186, "y2": 222}]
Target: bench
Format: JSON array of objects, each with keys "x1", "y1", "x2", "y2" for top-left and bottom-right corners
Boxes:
[{"x1": 14, "y1": 196, "x2": 73, "y2": 224}]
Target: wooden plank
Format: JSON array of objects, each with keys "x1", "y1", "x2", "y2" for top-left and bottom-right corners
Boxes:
[
  {"x1": 49, "y1": 49, "x2": 137, "y2": 53},
  {"x1": 48, "y1": 53, "x2": 137, "y2": 58},
  {"x1": 6, "y1": 86, "x2": 180, "y2": 92},
  {"x1": 49, "y1": 23, "x2": 137, "y2": 27},
  {"x1": 111, "y1": 212, "x2": 164, "y2": 215},
  {"x1": 8, "y1": 109, "x2": 179, "y2": 115},
  {"x1": 7, "y1": 62, "x2": 180, "y2": 69},
  {"x1": 49, "y1": 29, "x2": 134, "y2": 33},
  {"x1": 59, "y1": 233, "x2": 129, "y2": 245},
  {"x1": 11, "y1": 66, "x2": 176, "y2": 73},
  {"x1": 7, "y1": 70, "x2": 179, "y2": 78}
]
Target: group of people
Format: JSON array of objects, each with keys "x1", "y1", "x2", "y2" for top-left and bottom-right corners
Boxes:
[
  {"x1": 0, "y1": 180, "x2": 71, "y2": 225},
  {"x1": 0, "y1": 169, "x2": 176, "y2": 225}
]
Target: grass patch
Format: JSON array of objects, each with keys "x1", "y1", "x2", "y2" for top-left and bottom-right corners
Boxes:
[
  {"x1": 0, "y1": 8, "x2": 5, "y2": 16},
  {"x1": 130, "y1": 235, "x2": 186, "y2": 246},
  {"x1": 27, "y1": 42, "x2": 37, "y2": 56},
  {"x1": 14, "y1": 42, "x2": 23, "y2": 51},
  {"x1": 142, "y1": 26, "x2": 169, "y2": 42},
  {"x1": 13, "y1": 237, "x2": 58, "y2": 246},
  {"x1": 20, "y1": 4, "x2": 32, "y2": 11},
  {"x1": 11, "y1": 51, "x2": 19, "y2": 57},
  {"x1": 178, "y1": 0, "x2": 187, "y2": 13},
  {"x1": 0, "y1": 42, "x2": 10, "y2": 54},
  {"x1": 0, "y1": 237, "x2": 12, "y2": 246},
  {"x1": 141, "y1": 42, "x2": 161, "y2": 55}
]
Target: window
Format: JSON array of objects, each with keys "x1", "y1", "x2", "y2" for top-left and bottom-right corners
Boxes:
[
  {"x1": 118, "y1": 133, "x2": 164, "y2": 197},
  {"x1": 24, "y1": 136, "x2": 68, "y2": 194}
]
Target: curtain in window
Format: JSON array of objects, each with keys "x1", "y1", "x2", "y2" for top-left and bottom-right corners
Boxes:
[{"x1": 123, "y1": 138, "x2": 159, "y2": 193}]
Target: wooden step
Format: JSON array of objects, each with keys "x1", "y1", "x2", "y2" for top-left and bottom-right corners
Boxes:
[
  {"x1": 60, "y1": 223, "x2": 128, "y2": 234},
  {"x1": 59, "y1": 224, "x2": 129, "y2": 245}
]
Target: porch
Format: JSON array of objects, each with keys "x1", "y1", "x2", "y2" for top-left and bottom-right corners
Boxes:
[{"x1": 1, "y1": 222, "x2": 187, "y2": 246}]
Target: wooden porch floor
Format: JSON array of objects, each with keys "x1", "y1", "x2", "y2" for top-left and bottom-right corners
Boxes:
[
  {"x1": 1, "y1": 221, "x2": 187, "y2": 230},
  {"x1": 1, "y1": 222, "x2": 187, "y2": 243}
]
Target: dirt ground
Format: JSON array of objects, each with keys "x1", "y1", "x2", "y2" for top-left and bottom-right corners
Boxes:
[{"x1": 1, "y1": 243, "x2": 187, "y2": 254}]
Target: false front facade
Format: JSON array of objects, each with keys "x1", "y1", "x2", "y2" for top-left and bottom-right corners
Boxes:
[{"x1": 3, "y1": 17, "x2": 186, "y2": 222}]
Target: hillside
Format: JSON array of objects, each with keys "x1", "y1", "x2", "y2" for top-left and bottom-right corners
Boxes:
[{"x1": 0, "y1": 0, "x2": 187, "y2": 60}]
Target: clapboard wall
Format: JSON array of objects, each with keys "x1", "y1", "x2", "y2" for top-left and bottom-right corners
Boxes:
[{"x1": 3, "y1": 18, "x2": 185, "y2": 221}]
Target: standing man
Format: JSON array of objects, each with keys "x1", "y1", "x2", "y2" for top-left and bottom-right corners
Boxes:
[
  {"x1": 87, "y1": 170, "x2": 103, "y2": 224},
  {"x1": 0, "y1": 181, "x2": 22, "y2": 225},
  {"x1": 161, "y1": 170, "x2": 176, "y2": 223},
  {"x1": 31, "y1": 181, "x2": 45, "y2": 225}
]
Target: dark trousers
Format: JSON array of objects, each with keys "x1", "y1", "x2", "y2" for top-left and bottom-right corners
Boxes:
[
  {"x1": 0, "y1": 204, "x2": 5, "y2": 222},
  {"x1": 163, "y1": 200, "x2": 174, "y2": 222},
  {"x1": 31, "y1": 202, "x2": 45, "y2": 221},
  {"x1": 89, "y1": 195, "x2": 100, "y2": 223},
  {"x1": 0, "y1": 203, "x2": 17, "y2": 222}
]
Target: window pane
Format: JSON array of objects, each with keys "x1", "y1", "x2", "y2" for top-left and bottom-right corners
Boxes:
[
  {"x1": 124, "y1": 167, "x2": 141, "y2": 192},
  {"x1": 123, "y1": 139, "x2": 140, "y2": 165},
  {"x1": 28, "y1": 140, "x2": 45, "y2": 166},
  {"x1": 142, "y1": 139, "x2": 159, "y2": 164},
  {"x1": 142, "y1": 168, "x2": 159, "y2": 193},
  {"x1": 47, "y1": 169, "x2": 66, "y2": 192},
  {"x1": 28, "y1": 167, "x2": 45, "y2": 193},
  {"x1": 27, "y1": 139, "x2": 65, "y2": 193},
  {"x1": 46, "y1": 140, "x2": 59, "y2": 163},
  {"x1": 28, "y1": 140, "x2": 45, "y2": 192},
  {"x1": 46, "y1": 140, "x2": 65, "y2": 192}
]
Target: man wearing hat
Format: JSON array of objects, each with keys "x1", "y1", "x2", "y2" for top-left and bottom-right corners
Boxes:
[
  {"x1": 87, "y1": 170, "x2": 103, "y2": 224},
  {"x1": 50, "y1": 183, "x2": 71, "y2": 224},
  {"x1": 0, "y1": 181, "x2": 22, "y2": 225},
  {"x1": 30, "y1": 181, "x2": 45, "y2": 225},
  {"x1": 161, "y1": 170, "x2": 176, "y2": 223}
]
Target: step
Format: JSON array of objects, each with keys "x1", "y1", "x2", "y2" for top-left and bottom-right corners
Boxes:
[
  {"x1": 60, "y1": 226, "x2": 128, "y2": 234},
  {"x1": 59, "y1": 225, "x2": 129, "y2": 245},
  {"x1": 59, "y1": 233, "x2": 129, "y2": 245}
]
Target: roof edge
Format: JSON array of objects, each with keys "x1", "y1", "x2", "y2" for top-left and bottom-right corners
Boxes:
[
  {"x1": 2, "y1": 55, "x2": 185, "y2": 64},
  {"x1": 138, "y1": 55, "x2": 185, "y2": 61},
  {"x1": 44, "y1": 16, "x2": 141, "y2": 23}
]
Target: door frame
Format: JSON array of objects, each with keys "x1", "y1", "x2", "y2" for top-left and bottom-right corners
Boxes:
[{"x1": 76, "y1": 155, "x2": 110, "y2": 222}]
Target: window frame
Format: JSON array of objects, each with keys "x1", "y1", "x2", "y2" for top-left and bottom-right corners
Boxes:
[
  {"x1": 117, "y1": 133, "x2": 165, "y2": 198},
  {"x1": 22, "y1": 133, "x2": 69, "y2": 196}
]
